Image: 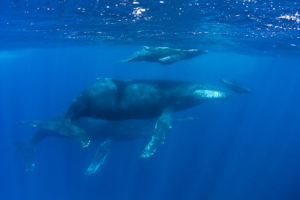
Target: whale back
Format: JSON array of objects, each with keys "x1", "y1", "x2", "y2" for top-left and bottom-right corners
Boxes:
[{"x1": 66, "y1": 79, "x2": 229, "y2": 121}]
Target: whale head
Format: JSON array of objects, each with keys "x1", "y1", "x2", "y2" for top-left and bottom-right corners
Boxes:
[
  {"x1": 187, "y1": 84, "x2": 231, "y2": 104},
  {"x1": 171, "y1": 84, "x2": 230, "y2": 111}
]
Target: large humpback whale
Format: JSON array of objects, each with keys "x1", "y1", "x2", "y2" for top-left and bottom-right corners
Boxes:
[
  {"x1": 18, "y1": 78, "x2": 230, "y2": 174},
  {"x1": 125, "y1": 46, "x2": 207, "y2": 65},
  {"x1": 63, "y1": 78, "x2": 230, "y2": 157}
]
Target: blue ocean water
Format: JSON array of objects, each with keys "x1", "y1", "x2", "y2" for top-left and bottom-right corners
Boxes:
[{"x1": 0, "y1": 1, "x2": 300, "y2": 200}]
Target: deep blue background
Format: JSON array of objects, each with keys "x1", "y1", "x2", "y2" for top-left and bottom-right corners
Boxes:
[{"x1": 0, "y1": 46, "x2": 300, "y2": 200}]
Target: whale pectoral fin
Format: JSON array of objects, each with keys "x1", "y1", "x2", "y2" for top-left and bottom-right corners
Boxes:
[
  {"x1": 66, "y1": 122, "x2": 91, "y2": 148},
  {"x1": 158, "y1": 54, "x2": 182, "y2": 65},
  {"x1": 141, "y1": 111, "x2": 173, "y2": 158},
  {"x1": 74, "y1": 131, "x2": 90, "y2": 148},
  {"x1": 15, "y1": 141, "x2": 36, "y2": 172},
  {"x1": 85, "y1": 139, "x2": 111, "y2": 176}
]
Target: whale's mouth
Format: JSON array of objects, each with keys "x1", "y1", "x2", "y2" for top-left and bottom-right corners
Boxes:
[{"x1": 193, "y1": 89, "x2": 227, "y2": 99}]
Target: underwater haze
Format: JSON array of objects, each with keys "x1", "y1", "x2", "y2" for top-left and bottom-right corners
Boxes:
[{"x1": 0, "y1": 1, "x2": 300, "y2": 200}]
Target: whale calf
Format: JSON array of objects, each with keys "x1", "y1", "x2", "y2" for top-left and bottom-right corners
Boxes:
[{"x1": 125, "y1": 46, "x2": 207, "y2": 65}]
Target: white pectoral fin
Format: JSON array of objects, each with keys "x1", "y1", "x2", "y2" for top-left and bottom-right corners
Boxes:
[
  {"x1": 85, "y1": 139, "x2": 111, "y2": 176},
  {"x1": 158, "y1": 54, "x2": 182, "y2": 65},
  {"x1": 141, "y1": 111, "x2": 173, "y2": 158}
]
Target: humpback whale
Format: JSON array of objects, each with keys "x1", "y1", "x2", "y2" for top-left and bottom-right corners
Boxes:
[
  {"x1": 220, "y1": 79, "x2": 252, "y2": 93},
  {"x1": 125, "y1": 46, "x2": 207, "y2": 65},
  {"x1": 18, "y1": 78, "x2": 230, "y2": 174},
  {"x1": 63, "y1": 78, "x2": 230, "y2": 157}
]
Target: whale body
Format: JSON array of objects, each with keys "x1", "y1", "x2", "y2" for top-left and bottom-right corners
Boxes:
[
  {"x1": 125, "y1": 46, "x2": 207, "y2": 65},
  {"x1": 63, "y1": 78, "x2": 230, "y2": 158},
  {"x1": 18, "y1": 78, "x2": 230, "y2": 174},
  {"x1": 66, "y1": 78, "x2": 229, "y2": 121}
]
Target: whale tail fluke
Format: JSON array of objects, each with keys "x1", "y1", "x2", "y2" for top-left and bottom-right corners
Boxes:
[{"x1": 15, "y1": 141, "x2": 36, "y2": 172}]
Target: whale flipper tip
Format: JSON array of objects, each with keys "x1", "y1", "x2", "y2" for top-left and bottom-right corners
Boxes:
[
  {"x1": 15, "y1": 141, "x2": 36, "y2": 172},
  {"x1": 85, "y1": 139, "x2": 111, "y2": 175}
]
